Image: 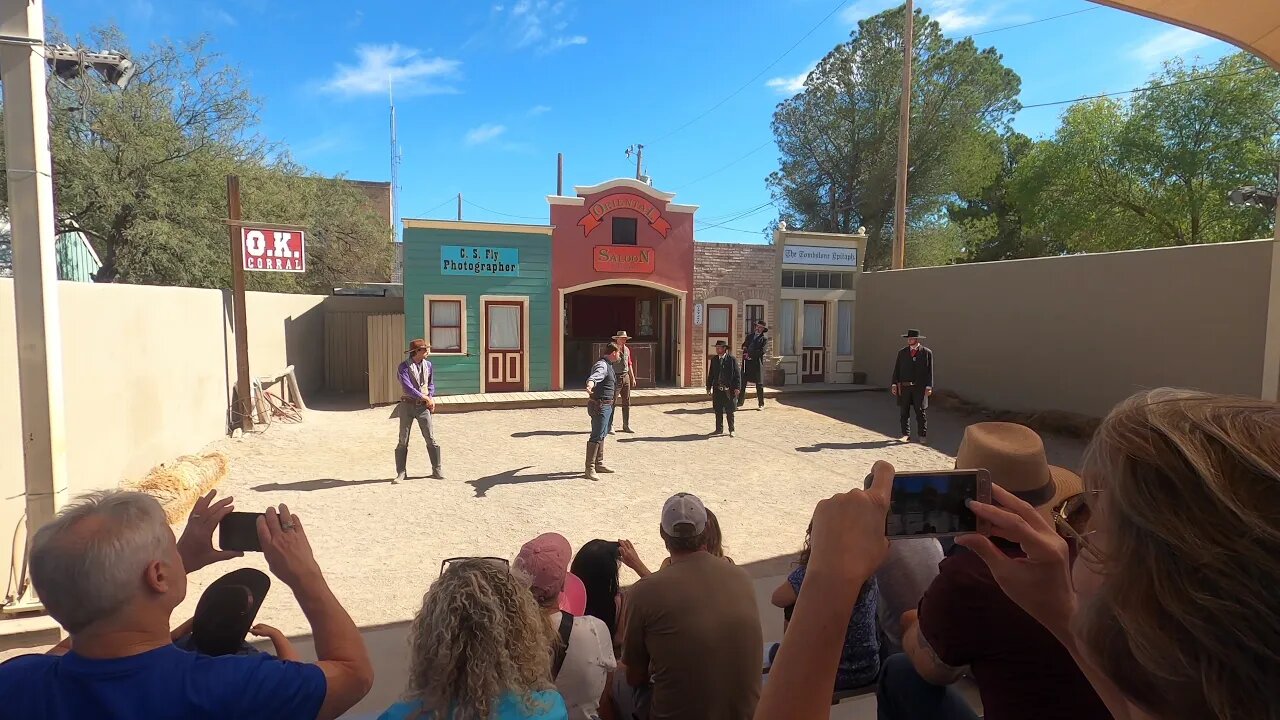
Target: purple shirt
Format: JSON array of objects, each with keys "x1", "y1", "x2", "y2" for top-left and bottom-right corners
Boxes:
[{"x1": 398, "y1": 359, "x2": 435, "y2": 400}]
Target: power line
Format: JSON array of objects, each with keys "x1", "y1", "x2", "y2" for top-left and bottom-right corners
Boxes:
[
  {"x1": 1018, "y1": 64, "x2": 1271, "y2": 111},
  {"x1": 673, "y1": 139, "x2": 774, "y2": 191},
  {"x1": 651, "y1": 0, "x2": 848, "y2": 145},
  {"x1": 970, "y1": 7, "x2": 1099, "y2": 37},
  {"x1": 696, "y1": 200, "x2": 776, "y2": 231},
  {"x1": 462, "y1": 198, "x2": 545, "y2": 221},
  {"x1": 416, "y1": 196, "x2": 455, "y2": 217}
]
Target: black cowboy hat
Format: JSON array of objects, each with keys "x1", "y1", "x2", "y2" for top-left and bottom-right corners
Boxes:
[
  {"x1": 714, "y1": 340, "x2": 729, "y2": 347},
  {"x1": 190, "y1": 568, "x2": 271, "y2": 656},
  {"x1": 901, "y1": 329, "x2": 926, "y2": 339},
  {"x1": 754, "y1": 321, "x2": 768, "y2": 331}
]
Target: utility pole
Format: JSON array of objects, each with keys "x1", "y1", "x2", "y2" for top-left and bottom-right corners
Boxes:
[
  {"x1": 226, "y1": 176, "x2": 253, "y2": 434},
  {"x1": 2, "y1": 0, "x2": 68, "y2": 590},
  {"x1": 626, "y1": 144, "x2": 644, "y2": 180},
  {"x1": 891, "y1": 0, "x2": 915, "y2": 270},
  {"x1": 457, "y1": 193, "x2": 463, "y2": 221}
]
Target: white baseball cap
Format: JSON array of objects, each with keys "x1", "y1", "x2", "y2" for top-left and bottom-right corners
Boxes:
[{"x1": 661, "y1": 493, "x2": 708, "y2": 537}]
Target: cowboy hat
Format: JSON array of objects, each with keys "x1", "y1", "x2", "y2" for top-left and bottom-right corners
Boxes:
[
  {"x1": 612, "y1": 331, "x2": 631, "y2": 340},
  {"x1": 955, "y1": 422, "x2": 1082, "y2": 512},
  {"x1": 902, "y1": 329, "x2": 926, "y2": 339},
  {"x1": 406, "y1": 338, "x2": 430, "y2": 355},
  {"x1": 714, "y1": 340, "x2": 729, "y2": 348},
  {"x1": 190, "y1": 568, "x2": 271, "y2": 657},
  {"x1": 753, "y1": 321, "x2": 769, "y2": 331}
]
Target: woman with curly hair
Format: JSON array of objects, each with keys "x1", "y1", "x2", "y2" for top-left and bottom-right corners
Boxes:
[{"x1": 379, "y1": 558, "x2": 568, "y2": 720}]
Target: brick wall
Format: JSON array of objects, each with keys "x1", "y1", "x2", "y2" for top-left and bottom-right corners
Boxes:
[{"x1": 692, "y1": 242, "x2": 781, "y2": 388}]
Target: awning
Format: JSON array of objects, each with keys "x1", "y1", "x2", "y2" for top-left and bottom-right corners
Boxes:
[{"x1": 1090, "y1": 1, "x2": 1280, "y2": 69}]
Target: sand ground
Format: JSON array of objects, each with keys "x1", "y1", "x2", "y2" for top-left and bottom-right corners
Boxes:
[{"x1": 166, "y1": 391, "x2": 1086, "y2": 639}]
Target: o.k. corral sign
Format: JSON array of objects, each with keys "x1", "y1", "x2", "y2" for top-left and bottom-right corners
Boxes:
[
  {"x1": 578, "y1": 193, "x2": 672, "y2": 238},
  {"x1": 242, "y1": 227, "x2": 306, "y2": 273}
]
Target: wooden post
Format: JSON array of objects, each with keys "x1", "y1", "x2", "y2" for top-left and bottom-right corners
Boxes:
[
  {"x1": 891, "y1": 0, "x2": 915, "y2": 270},
  {"x1": 557, "y1": 152, "x2": 564, "y2": 195},
  {"x1": 227, "y1": 175, "x2": 253, "y2": 433},
  {"x1": 457, "y1": 192, "x2": 462, "y2": 221}
]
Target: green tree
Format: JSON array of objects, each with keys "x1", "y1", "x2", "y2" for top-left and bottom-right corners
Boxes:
[
  {"x1": 767, "y1": 5, "x2": 1022, "y2": 269},
  {"x1": 948, "y1": 131, "x2": 1064, "y2": 262},
  {"x1": 0, "y1": 26, "x2": 391, "y2": 291},
  {"x1": 1013, "y1": 53, "x2": 1280, "y2": 252}
]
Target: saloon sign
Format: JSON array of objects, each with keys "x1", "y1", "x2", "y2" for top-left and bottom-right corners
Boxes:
[
  {"x1": 242, "y1": 227, "x2": 306, "y2": 273},
  {"x1": 594, "y1": 245, "x2": 656, "y2": 273},
  {"x1": 578, "y1": 193, "x2": 672, "y2": 238}
]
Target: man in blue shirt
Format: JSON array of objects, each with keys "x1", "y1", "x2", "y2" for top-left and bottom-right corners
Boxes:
[
  {"x1": 0, "y1": 490, "x2": 373, "y2": 720},
  {"x1": 584, "y1": 343, "x2": 621, "y2": 480}
]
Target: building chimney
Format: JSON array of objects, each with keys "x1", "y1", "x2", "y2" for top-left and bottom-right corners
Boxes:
[{"x1": 557, "y1": 153, "x2": 564, "y2": 196}]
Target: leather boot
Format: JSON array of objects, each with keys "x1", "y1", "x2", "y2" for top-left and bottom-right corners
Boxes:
[
  {"x1": 595, "y1": 440, "x2": 615, "y2": 473},
  {"x1": 393, "y1": 447, "x2": 408, "y2": 483},
  {"x1": 621, "y1": 405, "x2": 633, "y2": 433},
  {"x1": 585, "y1": 442, "x2": 599, "y2": 480},
  {"x1": 427, "y1": 446, "x2": 444, "y2": 479}
]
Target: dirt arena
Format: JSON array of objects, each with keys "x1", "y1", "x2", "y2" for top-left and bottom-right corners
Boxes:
[{"x1": 167, "y1": 391, "x2": 1087, "y2": 638}]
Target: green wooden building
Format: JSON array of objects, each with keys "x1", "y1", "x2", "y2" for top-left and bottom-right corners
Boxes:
[{"x1": 401, "y1": 219, "x2": 554, "y2": 395}]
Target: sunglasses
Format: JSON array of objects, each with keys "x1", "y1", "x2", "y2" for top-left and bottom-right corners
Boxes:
[
  {"x1": 439, "y1": 556, "x2": 510, "y2": 577},
  {"x1": 1053, "y1": 491, "x2": 1104, "y2": 566}
]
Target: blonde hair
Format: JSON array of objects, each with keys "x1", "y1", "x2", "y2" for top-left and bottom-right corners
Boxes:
[
  {"x1": 704, "y1": 508, "x2": 726, "y2": 558},
  {"x1": 403, "y1": 559, "x2": 556, "y2": 720},
  {"x1": 1078, "y1": 388, "x2": 1280, "y2": 720}
]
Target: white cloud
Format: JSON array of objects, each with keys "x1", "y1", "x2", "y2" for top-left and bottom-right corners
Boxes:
[
  {"x1": 527, "y1": 104, "x2": 552, "y2": 116},
  {"x1": 131, "y1": 0, "x2": 155, "y2": 20},
  {"x1": 203, "y1": 5, "x2": 237, "y2": 26},
  {"x1": 840, "y1": 0, "x2": 896, "y2": 26},
  {"x1": 842, "y1": 0, "x2": 997, "y2": 33},
  {"x1": 1128, "y1": 26, "x2": 1215, "y2": 67},
  {"x1": 322, "y1": 44, "x2": 462, "y2": 98},
  {"x1": 766, "y1": 63, "x2": 816, "y2": 94},
  {"x1": 549, "y1": 35, "x2": 588, "y2": 50},
  {"x1": 465, "y1": 123, "x2": 507, "y2": 145}
]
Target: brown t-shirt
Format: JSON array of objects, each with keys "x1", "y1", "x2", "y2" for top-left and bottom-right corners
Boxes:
[
  {"x1": 622, "y1": 552, "x2": 762, "y2": 720},
  {"x1": 919, "y1": 544, "x2": 1112, "y2": 720}
]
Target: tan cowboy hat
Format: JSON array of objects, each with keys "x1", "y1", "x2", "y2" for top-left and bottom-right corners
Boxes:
[
  {"x1": 612, "y1": 330, "x2": 631, "y2": 340},
  {"x1": 405, "y1": 338, "x2": 430, "y2": 355},
  {"x1": 955, "y1": 422, "x2": 1082, "y2": 512}
]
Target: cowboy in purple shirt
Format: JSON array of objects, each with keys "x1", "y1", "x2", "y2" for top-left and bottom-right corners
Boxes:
[{"x1": 390, "y1": 338, "x2": 443, "y2": 482}]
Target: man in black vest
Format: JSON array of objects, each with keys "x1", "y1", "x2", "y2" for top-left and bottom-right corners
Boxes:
[
  {"x1": 706, "y1": 340, "x2": 741, "y2": 437},
  {"x1": 891, "y1": 329, "x2": 934, "y2": 443},
  {"x1": 585, "y1": 343, "x2": 621, "y2": 480},
  {"x1": 738, "y1": 320, "x2": 769, "y2": 409}
]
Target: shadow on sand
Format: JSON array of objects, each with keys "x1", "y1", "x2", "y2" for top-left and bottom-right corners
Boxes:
[
  {"x1": 251, "y1": 477, "x2": 401, "y2": 492},
  {"x1": 467, "y1": 466, "x2": 588, "y2": 498}
]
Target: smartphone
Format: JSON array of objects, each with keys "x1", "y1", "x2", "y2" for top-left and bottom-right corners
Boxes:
[
  {"x1": 219, "y1": 512, "x2": 264, "y2": 552},
  {"x1": 885, "y1": 469, "x2": 991, "y2": 539}
]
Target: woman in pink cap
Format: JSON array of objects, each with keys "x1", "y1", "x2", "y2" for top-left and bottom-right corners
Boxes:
[{"x1": 515, "y1": 533, "x2": 617, "y2": 720}]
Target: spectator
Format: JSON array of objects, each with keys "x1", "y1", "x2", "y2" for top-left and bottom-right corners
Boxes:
[
  {"x1": 860, "y1": 467, "x2": 944, "y2": 657},
  {"x1": 615, "y1": 493, "x2": 762, "y2": 720},
  {"x1": 515, "y1": 534, "x2": 617, "y2": 720},
  {"x1": 380, "y1": 557, "x2": 567, "y2": 720},
  {"x1": 959, "y1": 389, "x2": 1280, "y2": 720},
  {"x1": 755, "y1": 461, "x2": 894, "y2": 720},
  {"x1": 572, "y1": 540, "x2": 625, "y2": 645},
  {"x1": 880, "y1": 422, "x2": 1109, "y2": 720},
  {"x1": 621, "y1": 507, "x2": 734, "y2": 579},
  {"x1": 769, "y1": 524, "x2": 879, "y2": 690},
  {"x1": 172, "y1": 567, "x2": 298, "y2": 659},
  {"x1": 0, "y1": 491, "x2": 373, "y2": 720}
]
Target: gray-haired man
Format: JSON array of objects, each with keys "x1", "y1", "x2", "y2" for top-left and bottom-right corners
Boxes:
[{"x1": 0, "y1": 490, "x2": 373, "y2": 720}]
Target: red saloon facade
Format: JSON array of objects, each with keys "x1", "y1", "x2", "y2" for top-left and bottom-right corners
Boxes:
[{"x1": 549, "y1": 178, "x2": 697, "y2": 390}]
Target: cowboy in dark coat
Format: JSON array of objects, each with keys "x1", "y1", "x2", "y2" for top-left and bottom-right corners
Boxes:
[
  {"x1": 706, "y1": 340, "x2": 741, "y2": 437},
  {"x1": 891, "y1": 329, "x2": 933, "y2": 443},
  {"x1": 738, "y1": 320, "x2": 769, "y2": 409}
]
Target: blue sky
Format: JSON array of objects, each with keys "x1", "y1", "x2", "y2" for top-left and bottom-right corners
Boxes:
[{"x1": 51, "y1": 0, "x2": 1236, "y2": 243}]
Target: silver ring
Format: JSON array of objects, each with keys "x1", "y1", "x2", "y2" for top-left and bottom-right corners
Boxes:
[{"x1": 281, "y1": 522, "x2": 296, "y2": 531}]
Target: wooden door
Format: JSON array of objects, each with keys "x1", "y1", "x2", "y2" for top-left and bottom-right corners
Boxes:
[
  {"x1": 659, "y1": 300, "x2": 674, "y2": 384},
  {"x1": 706, "y1": 303, "x2": 733, "y2": 361},
  {"x1": 484, "y1": 301, "x2": 524, "y2": 392},
  {"x1": 801, "y1": 301, "x2": 826, "y2": 383}
]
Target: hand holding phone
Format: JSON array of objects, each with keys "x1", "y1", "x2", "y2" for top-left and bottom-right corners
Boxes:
[
  {"x1": 885, "y1": 469, "x2": 992, "y2": 539},
  {"x1": 219, "y1": 511, "x2": 265, "y2": 552}
]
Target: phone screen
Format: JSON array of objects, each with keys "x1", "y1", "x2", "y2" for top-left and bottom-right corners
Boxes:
[
  {"x1": 887, "y1": 471, "x2": 979, "y2": 538},
  {"x1": 218, "y1": 512, "x2": 264, "y2": 552}
]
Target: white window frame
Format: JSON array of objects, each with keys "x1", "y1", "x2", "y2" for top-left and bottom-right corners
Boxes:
[
  {"x1": 424, "y1": 295, "x2": 469, "y2": 355},
  {"x1": 836, "y1": 300, "x2": 854, "y2": 356},
  {"x1": 779, "y1": 299, "x2": 798, "y2": 356}
]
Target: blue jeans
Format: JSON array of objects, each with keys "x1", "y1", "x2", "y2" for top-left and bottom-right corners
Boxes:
[
  {"x1": 876, "y1": 653, "x2": 978, "y2": 720},
  {"x1": 590, "y1": 403, "x2": 615, "y2": 443}
]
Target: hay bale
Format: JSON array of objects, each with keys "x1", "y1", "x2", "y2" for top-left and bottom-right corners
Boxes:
[{"x1": 121, "y1": 453, "x2": 230, "y2": 525}]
